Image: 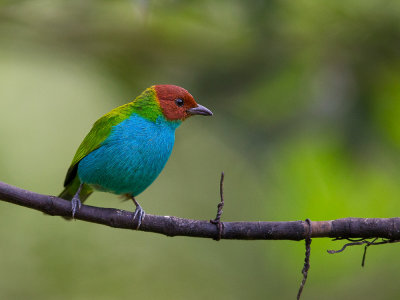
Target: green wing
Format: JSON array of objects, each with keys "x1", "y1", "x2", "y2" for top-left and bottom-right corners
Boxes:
[{"x1": 63, "y1": 102, "x2": 135, "y2": 187}]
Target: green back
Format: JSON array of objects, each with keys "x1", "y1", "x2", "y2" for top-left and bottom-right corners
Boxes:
[{"x1": 64, "y1": 86, "x2": 162, "y2": 186}]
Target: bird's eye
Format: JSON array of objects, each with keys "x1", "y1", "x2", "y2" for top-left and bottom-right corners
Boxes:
[{"x1": 175, "y1": 98, "x2": 184, "y2": 107}]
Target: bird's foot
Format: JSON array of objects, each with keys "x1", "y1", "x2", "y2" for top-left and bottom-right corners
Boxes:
[
  {"x1": 71, "y1": 184, "x2": 83, "y2": 218},
  {"x1": 132, "y1": 198, "x2": 145, "y2": 230},
  {"x1": 71, "y1": 196, "x2": 82, "y2": 218},
  {"x1": 71, "y1": 195, "x2": 82, "y2": 218},
  {"x1": 133, "y1": 204, "x2": 145, "y2": 229}
]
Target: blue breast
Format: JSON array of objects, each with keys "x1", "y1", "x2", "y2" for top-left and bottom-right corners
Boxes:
[{"x1": 78, "y1": 114, "x2": 181, "y2": 196}]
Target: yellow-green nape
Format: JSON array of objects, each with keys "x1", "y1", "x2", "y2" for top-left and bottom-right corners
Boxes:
[{"x1": 130, "y1": 86, "x2": 163, "y2": 122}]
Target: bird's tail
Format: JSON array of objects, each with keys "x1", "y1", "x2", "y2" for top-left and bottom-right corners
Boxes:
[{"x1": 59, "y1": 176, "x2": 93, "y2": 220}]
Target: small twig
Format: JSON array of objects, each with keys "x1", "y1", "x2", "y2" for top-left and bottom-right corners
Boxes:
[
  {"x1": 297, "y1": 218, "x2": 312, "y2": 300},
  {"x1": 328, "y1": 238, "x2": 400, "y2": 267},
  {"x1": 332, "y1": 237, "x2": 366, "y2": 242},
  {"x1": 327, "y1": 241, "x2": 368, "y2": 254},
  {"x1": 210, "y1": 172, "x2": 225, "y2": 241},
  {"x1": 361, "y1": 238, "x2": 378, "y2": 267}
]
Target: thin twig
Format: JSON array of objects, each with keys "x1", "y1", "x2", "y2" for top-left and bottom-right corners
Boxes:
[
  {"x1": 361, "y1": 238, "x2": 378, "y2": 267},
  {"x1": 210, "y1": 172, "x2": 225, "y2": 240},
  {"x1": 328, "y1": 238, "x2": 400, "y2": 267},
  {"x1": 327, "y1": 241, "x2": 368, "y2": 254},
  {"x1": 297, "y1": 218, "x2": 312, "y2": 300},
  {"x1": 332, "y1": 237, "x2": 366, "y2": 242}
]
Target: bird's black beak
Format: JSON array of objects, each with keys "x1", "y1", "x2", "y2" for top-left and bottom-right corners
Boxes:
[{"x1": 187, "y1": 104, "x2": 213, "y2": 116}]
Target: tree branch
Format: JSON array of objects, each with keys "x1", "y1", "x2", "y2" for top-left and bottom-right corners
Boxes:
[{"x1": 1, "y1": 181, "x2": 400, "y2": 241}]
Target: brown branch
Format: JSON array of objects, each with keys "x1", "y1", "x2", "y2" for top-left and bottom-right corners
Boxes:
[{"x1": 1, "y1": 181, "x2": 400, "y2": 241}]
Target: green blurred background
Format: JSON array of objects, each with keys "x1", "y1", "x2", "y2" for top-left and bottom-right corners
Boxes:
[{"x1": 1, "y1": 0, "x2": 400, "y2": 299}]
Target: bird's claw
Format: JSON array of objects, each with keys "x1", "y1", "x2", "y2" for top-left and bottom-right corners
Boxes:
[
  {"x1": 71, "y1": 196, "x2": 82, "y2": 218},
  {"x1": 133, "y1": 204, "x2": 145, "y2": 230}
]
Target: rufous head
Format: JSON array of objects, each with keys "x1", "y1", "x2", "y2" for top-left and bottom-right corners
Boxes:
[{"x1": 154, "y1": 85, "x2": 213, "y2": 121}]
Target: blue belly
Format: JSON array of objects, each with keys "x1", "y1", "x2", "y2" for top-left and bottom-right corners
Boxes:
[{"x1": 78, "y1": 114, "x2": 181, "y2": 196}]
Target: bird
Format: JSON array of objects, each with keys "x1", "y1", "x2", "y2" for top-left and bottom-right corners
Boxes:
[{"x1": 59, "y1": 85, "x2": 213, "y2": 227}]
